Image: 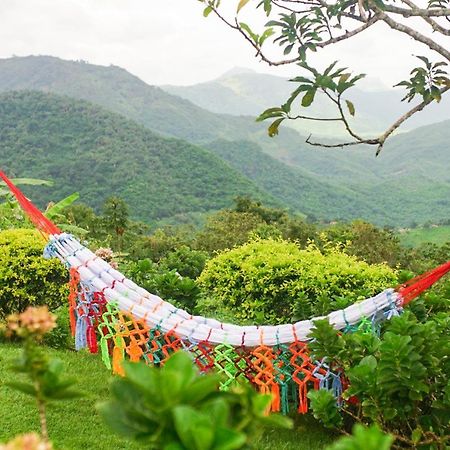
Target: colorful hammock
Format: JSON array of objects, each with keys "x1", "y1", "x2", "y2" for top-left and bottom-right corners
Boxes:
[{"x1": 1, "y1": 170, "x2": 449, "y2": 414}]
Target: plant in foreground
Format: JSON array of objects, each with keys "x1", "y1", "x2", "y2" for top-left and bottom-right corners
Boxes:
[
  {"x1": 98, "y1": 351, "x2": 293, "y2": 450},
  {"x1": 1, "y1": 306, "x2": 81, "y2": 443},
  {"x1": 308, "y1": 311, "x2": 450, "y2": 448},
  {"x1": 0, "y1": 433, "x2": 53, "y2": 450}
]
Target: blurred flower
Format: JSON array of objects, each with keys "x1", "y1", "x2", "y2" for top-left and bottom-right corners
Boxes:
[
  {"x1": 6, "y1": 306, "x2": 56, "y2": 337},
  {"x1": 95, "y1": 247, "x2": 114, "y2": 261},
  {"x1": 0, "y1": 433, "x2": 52, "y2": 450}
]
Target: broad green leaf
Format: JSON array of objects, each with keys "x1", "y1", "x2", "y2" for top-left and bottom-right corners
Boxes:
[
  {"x1": 5, "y1": 381, "x2": 37, "y2": 397},
  {"x1": 239, "y1": 22, "x2": 259, "y2": 42},
  {"x1": 268, "y1": 117, "x2": 285, "y2": 137},
  {"x1": 45, "y1": 192, "x2": 80, "y2": 218},
  {"x1": 345, "y1": 100, "x2": 356, "y2": 116},
  {"x1": 212, "y1": 428, "x2": 247, "y2": 450},
  {"x1": 4, "y1": 178, "x2": 54, "y2": 187},
  {"x1": 203, "y1": 6, "x2": 213, "y2": 17},
  {"x1": 301, "y1": 89, "x2": 316, "y2": 107}
]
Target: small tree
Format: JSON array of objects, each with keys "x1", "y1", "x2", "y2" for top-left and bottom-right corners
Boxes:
[
  {"x1": 199, "y1": 0, "x2": 450, "y2": 154},
  {"x1": 102, "y1": 197, "x2": 129, "y2": 251}
]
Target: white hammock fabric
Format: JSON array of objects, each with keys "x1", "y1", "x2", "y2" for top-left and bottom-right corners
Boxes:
[{"x1": 45, "y1": 233, "x2": 400, "y2": 347}]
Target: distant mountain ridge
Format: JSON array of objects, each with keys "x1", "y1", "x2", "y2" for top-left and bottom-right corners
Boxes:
[
  {"x1": 163, "y1": 68, "x2": 450, "y2": 138},
  {"x1": 0, "y1": 91, "x2": 277, "y2": 221},
  {"x1": 0, "y1": 56, "x2": 448, "y2": 226}
]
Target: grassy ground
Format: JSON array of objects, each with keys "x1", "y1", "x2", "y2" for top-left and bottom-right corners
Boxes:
[
  {"x1": 0, "y1": 344, "x2": 336, "y2": 449},
  {"x1": 399, "y1": 225, "x2": 450, "y2": 247}
]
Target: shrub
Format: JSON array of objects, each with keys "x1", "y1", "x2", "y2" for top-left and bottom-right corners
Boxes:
[
  {"x1": 43, "y1": 305, "x2": 73, "y2": 350},
  {"x1": 0, "y1": 229, "x2": 68, "y2": 318},
  {"x1": 98, "y1": 351, "x2": 292, "y2": 449},
  {"x1": 124, "y1": 259, "x2": 202, "y2": 313},
  {"x1": 198, "y1": 239, "x2": 397, "y2": 324},
  {"x1": 159, "y1": 245, "x2": 208, "y2": 279},
  {"x1": 308, "y1": 311, "x2": 450, "y2": 448}
]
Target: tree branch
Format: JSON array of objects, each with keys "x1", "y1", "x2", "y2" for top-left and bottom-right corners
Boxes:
[
  {"x1": 316, "y1": 15, "x2": 380, "y2": 48},
  {"x1": 382, "y1": 4, "x2": 450, "y2": 17},
  {"x1": 398, "y1": 0, "x2": 450, "y2": 36},
  {"x1": 377, "y1": 10, "x2": 450, "y2": 60},
  {"x1": 376, "y1": 84, "x2": 450, "y2": 153}
]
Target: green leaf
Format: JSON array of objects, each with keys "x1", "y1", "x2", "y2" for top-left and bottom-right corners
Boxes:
[
  {"x1": 256, "y1": 107, "x2": 284, "y2": 122},
  {"x1": 5, "y1": 178, "x2": 54, "y2": 187},
  {"x1": 327, "y1": 424, "x2": 394, "y2": 450},
  {"x1": 345, "y1": 100, "x2": 355, "y2": 116},
  {"x1": 239, "y1": 22, "x2": 259, "y2": 42},
  {"x1": 268, "y1": 118, "x2": 285, "y2": 137},
  {"x1": 45, "y1": 192, "x2": 80, "y2": 218},
  {"x1": 259, "y1": 28, "x2": 274, "y2": 46},
  {"x1": 237, "y1": 0, "x2": 251, "y2": 13},
  {"x1": 301, "y1": 89, "x2": 316, "y2": 107},
  {"x1": 203, "y1": 6, "x2": 213, "y2": 17},
  {"x1": 212, "y1": 428, "x2": 247, "y2": 450},
  {"x1": 5, "y1": 381, "x2": 37, "y2": 397}
]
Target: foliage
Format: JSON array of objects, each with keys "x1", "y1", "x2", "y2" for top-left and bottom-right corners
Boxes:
[
  {"x1": 98, "y1": 351, "x2": 292, "y2": 450},
  {"x1": 43, "y1": 305, "x2": 73, "y2": 350},
  {"x1": 130, "y1": 227, "x2": 195, "y2": 262},
  {"x1": 102, "y1": 196, "x2": 129, "y2": 251},
  {"x1": 325, "y1": 424, "x2": 393, "y2": 450},
  {"x1": 195, "y1": 210, "x2": 265, "y2": 254},
  {"x1": 2, "y1": 306, "x2": 81, "y2": 443},
  {"x1": 124, "y1": 259, "x2": 202, "y2": 312},
  {"x1": 322, "y1": 221, "x2": 402, "y2": 267},
  {"x1": 0, "y1": 90, "x2": 271, "y2": 223},
  {"x1": 159, "y1": 245, "x2": 208, "y2": 279},
  {"x1": 0, "y1": 229, "x2": 68, "y2": 318},
  {"x1": 308, "y1": 311, "x2": 450, "y2": 448},
  {"x1": 199, "y1": 0, "x2": 450, "y2": 152},
  {"x1": 198, "y1": 239, "x2": 397, "y2": 324}
]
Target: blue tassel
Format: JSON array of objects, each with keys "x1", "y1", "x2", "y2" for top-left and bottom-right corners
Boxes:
[{"x1": 75, "y1": 315, "x2": 87, "y2": 350}]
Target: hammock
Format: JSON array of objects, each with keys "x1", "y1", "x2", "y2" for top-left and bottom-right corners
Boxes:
[{"x1": 1, "y1": 170, "x2": 449, "y2": 414}]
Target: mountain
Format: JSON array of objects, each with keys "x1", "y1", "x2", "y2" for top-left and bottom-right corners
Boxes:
[
  {"x1": 163, "y1": 68, "x2": 450, "y2": 138},
  {"x1": 0, "y1": 91, "x2": 276, "y2": 222},
  {"x1": 0, "y1": 55, "x2": 302, "y2": 154},
  {"x1": 0, "y1": 56, "x2": 448, "y2": 226}
]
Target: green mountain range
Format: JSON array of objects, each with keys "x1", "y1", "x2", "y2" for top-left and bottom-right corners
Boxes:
[
  {"x1": 0, "y1": 56, "x2": 448, "y2": 226},
  {"x1": 0, "y1": 91, "x2": 275, "y2": 222},
  {"x1": 163, "y1": 67, "x2": 450, "y2": 139}
]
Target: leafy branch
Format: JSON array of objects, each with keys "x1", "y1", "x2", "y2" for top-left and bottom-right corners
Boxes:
[{"x1": 198, "y1": 0, "x2": 450, "y2": 153}]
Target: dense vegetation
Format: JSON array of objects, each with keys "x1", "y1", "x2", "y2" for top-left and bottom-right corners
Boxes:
[
  {"x1": 0, "y1": 56, "x2": 448, "y2": 226},
  {"x1": 0, "y1": 229, "x2": 68, "y2": 317},
  {"x1": 0, "y1": 91, "x2": 275, "y2": 222},
  {"x1": 0, "y1": 192, "x2": 448, "y2": 449},
  {"x1": 199, "y1": 239, "x2": 397, "y2": 324}
]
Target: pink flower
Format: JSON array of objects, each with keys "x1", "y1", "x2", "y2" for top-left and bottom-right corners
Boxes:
[{"x1": 0, "y1": 433, "x2": 53, "y2": 450}]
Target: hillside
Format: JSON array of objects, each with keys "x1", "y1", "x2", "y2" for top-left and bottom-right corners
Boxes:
[
  {"x1": 163, "y1": 68, "x2": 450, "y2": 138},
  {"x1": 0, "y1": 56, "x2": 448, "y2": 226},
  {"x1": 0, "y1": 56, "x2": 303, "y2": 153},
  {"x1": 205, "y1": 140, "x2": 376, "y2": 221},
  {"x1": 0, "y1": 91, "x2": 276, "y2": 221}
]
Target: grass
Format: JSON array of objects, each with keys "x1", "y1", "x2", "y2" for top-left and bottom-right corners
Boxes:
[
  {"x1": 399, "y1": 225, "x2": 450, "y2": 247},
  {"x1": 0, "y1": 343, "x2": 336, "y2": 449}
]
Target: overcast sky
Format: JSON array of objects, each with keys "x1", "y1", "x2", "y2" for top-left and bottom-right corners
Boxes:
[{"x1": 0, "y1": 0, "x2": 444, "y2": 87}]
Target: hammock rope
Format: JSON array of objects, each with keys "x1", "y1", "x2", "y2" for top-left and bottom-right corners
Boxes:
[{"x1": 1, "y1": 170, "x2": 449, "y2": 414}]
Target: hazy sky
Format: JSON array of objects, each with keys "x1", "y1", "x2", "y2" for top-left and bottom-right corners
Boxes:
[{"x1": 0, "y1": 0, "x2": 445, "y2": 87}]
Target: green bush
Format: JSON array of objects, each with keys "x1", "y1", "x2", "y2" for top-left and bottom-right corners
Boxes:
[
  {"x1": 43, "y1": 304, "x2": 73, "y2": 350},
  {"x1": 159, "y1": 245, "x2": 208, "y2": 279},
  {"x1": 0, "y1": 229, "x2": 68, "y2": 317},
  {"x1": 98, "y1": 351, "x2": 292, "y2": 449},
  {"x1": 308, "y1": 311, "x2": 450, "y2": 448},
  {"x1": 125, "y1": 259, "x2": 202, "y2": 313},
  {"x1": 198, "y1": 239, "x2": 397, "y2": 324}
]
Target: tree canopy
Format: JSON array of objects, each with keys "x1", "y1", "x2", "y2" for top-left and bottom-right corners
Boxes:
[{"x1": 199, "y1": 0, "x2": 450, "y2": 153}]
